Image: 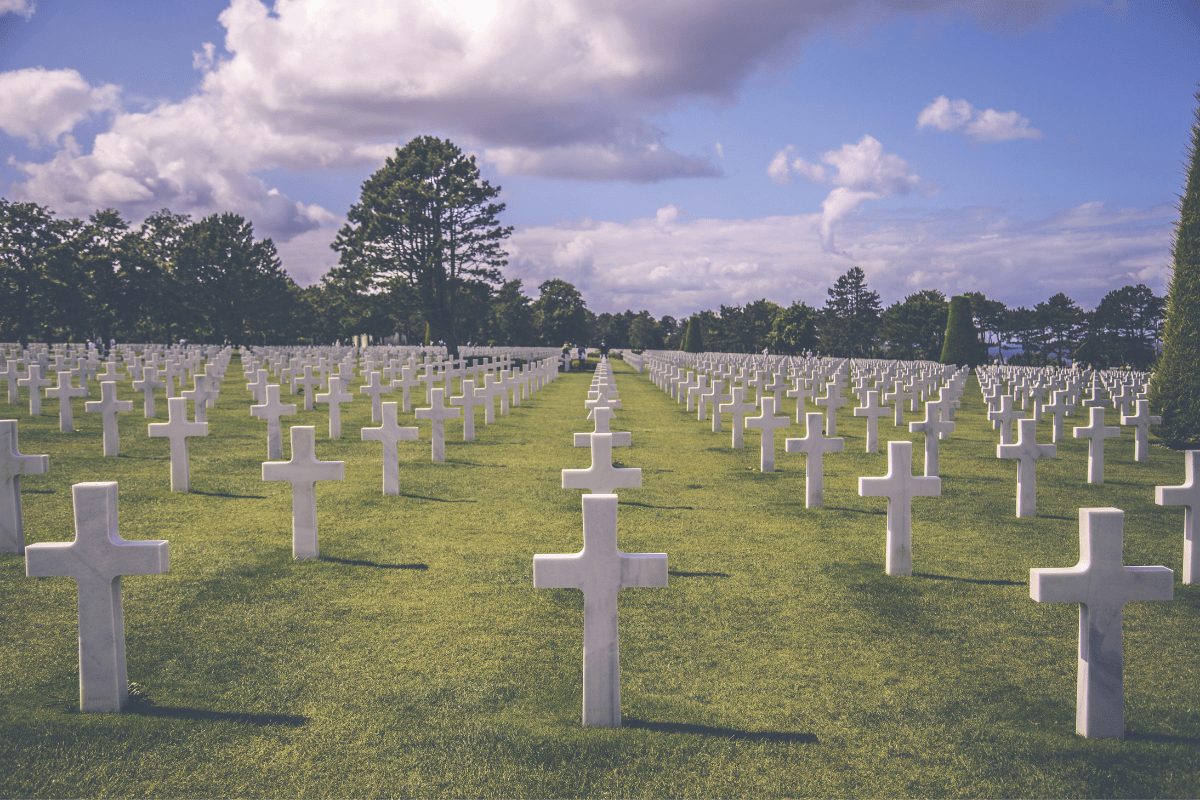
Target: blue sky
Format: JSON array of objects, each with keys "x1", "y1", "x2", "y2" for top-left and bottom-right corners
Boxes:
[{"x1": 1, "y1": 0, "x2": 1197, "y2": 318}]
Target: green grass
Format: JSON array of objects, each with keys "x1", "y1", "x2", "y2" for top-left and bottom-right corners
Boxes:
[{"x1": 1, "y1": 355, "x2": 1197, "y2": 799}]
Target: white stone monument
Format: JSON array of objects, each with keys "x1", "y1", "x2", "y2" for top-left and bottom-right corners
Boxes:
[
  {"x1": 1073, "y1": 406, "x2": 1120, "y2": 484},
  {"x1": 997, "y1": 418, "x2": 1057, "y2": 517},
  {"x1": 250, "y1": 384, "x2": 297, "y2": 461},
  {"x1": 361, "y1": 401, "x2": 418, "y2": 495},
  {"x1": 858, "y1": 440, "x2": 941, "y2": 576},
  {"x1": 18, "y1": 365, "x2": 50, "y2": 416},
  {"x1": 450, "y1": 379, "x2": 487, "y2": 441},
  {"x1": 563, "y1": 432, "x2": 640, "y2": 494},
  {"x1": 315, "y1": 376, "x2": 353, "y2": 439},
  {"x1": 533, "y1": 493, "x2": 667, "y2": 727},
  {"x1": 415, "y1": 387, "x2": 460, "y2": 463},
  {"x1": 745, "y1": 396, "x2": 789, "y2": 472},
  {"x1": 1120, "y1": 399, "x2": 1161, "y2": 463},
  {"x1": 1156, "y1": 450, "x2": 1199, "y2": 584},
  {"x1": 1030, "y1": 508, "x2": 1173, "y2": 739},
  {"x1": 46, "y1": 370, "x2": 88, "y2": 432},
  {"x1": 853, "y1": 389, "x2": 892, "y2": 453},
  {"x1": 25, "y1": 482, "x2": 169, "y2": 712},
  {"x1": 1, "y1": 419, "x2": 48, "y2": 554},
  {"x1": 785, "y1": 412, "x2": 843, "y2": 508},
  {"x1": 262, "y1": 426, "x2": 345, "y2": 559},
  {"x1": 147, "y1": 397, "x2": 208, "y2": 492},
  {"x1": 719, "y1": 386, "x2": 756, "y2": 449},
  {"x1": 85, "y1": 381, "x2": 134, "y2": 457}
]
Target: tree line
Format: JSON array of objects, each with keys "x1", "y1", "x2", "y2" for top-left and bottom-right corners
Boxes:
[{"x1": 0, "y1": 136, "x2": 1165, "y2": 371}]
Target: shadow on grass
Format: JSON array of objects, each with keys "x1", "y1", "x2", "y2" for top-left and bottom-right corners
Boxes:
[
  {"x1": 669, "y1": 570, "x2": 731, "y2": 578},
  {"x1": 1037, "y1": 514, "x2": 1074, "y2": 521},
  {"x1": 444, "y1": 460, "x2": 507, "y2": 468},
  {"x1": 22, "y1": 488, "x2": 55, "y2": 494},
  {"x1": 319, "y1": 555, "x2": 428, "y2": 570},
  {"x1": 914, "y1": 572, "x2": 1026, "y2": 586},
  {"x1": 624, "y1": 718, "x2": 817, "y2": 744},
  {"x1": 398, "y1": 493, "x2": 476, "y2": 503},
  {"x1": 621, "y1": 501, "x2": 694, "y2": 510},
  {"x1": 190, "y1": 490, "x2": 267, "y2": 499},
  {"x1": 1126, "y1": 730, "x2": 1200, "y2": 746},
  {"x1": 127, "y1": 705, "x2": 307, "y2": 727}
]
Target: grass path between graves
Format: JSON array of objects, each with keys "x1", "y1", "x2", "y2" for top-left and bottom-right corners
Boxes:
[{"x1": 1, "y1": 354, "x2": 1198, "y2": 799}]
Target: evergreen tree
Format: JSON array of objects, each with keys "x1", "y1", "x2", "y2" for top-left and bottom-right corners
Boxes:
[
  {"x1": 682, "y1": 315, "x2": 703, "y2": 352},
  {"x1": 1150, "y1": 89, "x2": 1200, "y2": 447},
  {"x1": 940, "y1": 295, "x2": 979, "y2": 367},
  {"x1": 820, "y1": 266, "x2": 881, "y2": 357}
]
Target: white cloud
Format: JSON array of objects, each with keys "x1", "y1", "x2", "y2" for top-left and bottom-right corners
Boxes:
[
  {"x1": 507, "y1": 201, "x2": 1173, "y2": 318},
  {"x1": 0, "y1": 0, "x2": 35, "y2": 19},
  {"x1": 5, "y1": 0, "x2": 1083, "y2": 239},
  {"x1": 768, "y1": 135, "x2": 922, "y2": 251},
  {"x1": 0, "y1": 68, "x2": 119, "y2": 145},
  {"x1": 917, "y1": 95, "x2": 1043, "y2": 142}
]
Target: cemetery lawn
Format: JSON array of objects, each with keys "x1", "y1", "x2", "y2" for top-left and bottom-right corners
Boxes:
[{"x1": 1, "y1": 356, "x2": 1198, "y2": 799}]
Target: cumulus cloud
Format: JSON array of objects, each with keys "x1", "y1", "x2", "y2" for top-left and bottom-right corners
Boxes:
[
  {"x1": 506, "y1": 201, "x2": 1173, "y2": 318},
  {"x1": 917, "y1": 95, "x2": 1043, "y2": 142},
  {"x1": 0, "y1": 0, "x2": 35, "y2": 19},
  {"x1": 5, "y1": 0, "x2": 1081, "y2": 246},
  {"x1": 768, "y1": 135, "x2": 922, "y2": 251},
  {"x1": 0, "y1": 68, "x2": 119, "y2": 145}
]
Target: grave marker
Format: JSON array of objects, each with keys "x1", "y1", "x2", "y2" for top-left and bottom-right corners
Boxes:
[
  {"x1": 859, "y1": 440, "x2": 941, "y2": 576},
  {"x1": 785, "y1": 412, "x2": 843, "y2": 507},
  {"x1": 18, "y1": 365, "x2": 51, "y2": 416},
  {"x1": 415, "y1": 387, "x2": 460, "y2": 462},
  {"x1": 46, "y1": 370, "x2": 88, "y2": 432},
  {"x1": 148, "y1": 397, "x2": 208, "y2": 491},
  {"x1": 361, "y1": 401, "x2": 419, "y2": 495},
  {"x1": 745, "y1": 396, "x2": 789, "y2": 472},
  {"x1": 24, "y1": 482, "x2": 169, "y2": 712},
  {"x1": 1030, "y1": 508, "x2": 1173, "y2": 738},
  {"x1": 0, "y1": 419, "x2": 48, "y2": 554},
  {"x1": 262, "y1": 426, "x2": 345, "y2": 559},
  {"x1": 1073, "y1": 406, "x2": 1120, "y2": 484},
  {"x1": 85, "y1": 381, "x2": 134, "y2": 456},
  {"x1": 1120, "y1": 399, "x2": 1161, "y2": 463},
  {"x1": 250, "y1": 384, "x2": 298, "y2": 460},
  {"x1": 997, "y1": 418, "x2": 1057, "y2": 517},
  {"x1": 719, "y1": 386, "x2": 756, "y2": 449},
  {"x1": 533, "y1": 493, "x2": 667, "y2": 727},
  {"x1": 314, "y1": 377, "x2": 353, "y2": 439},
  {"x1": 1156, "y1": 450, "x2": 1199, "y2": 583},
  {"x1": 563, "y1": 433, "x2": 640, "y2": 494}
]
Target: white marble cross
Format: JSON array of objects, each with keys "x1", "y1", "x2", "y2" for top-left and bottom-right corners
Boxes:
[
  {"x1": 148, "y1": 397, "x2": 208, "y2": 491},
  {"x1": 262, "y1": 426, "x2": 345, "y2": 559},
  {"x1": 1030, "y1": 507, "x2": 1173, "y2": 738},
  {"x1": 24, "y1": 482, "x2": 169, "y2": 712},
  {"x1": 1042, "y1": 389, "x2": 1072, "y2": 443},
  {"x1": 787, "y1": 376, "x2": 815, "y2": 423},
  {"x1": 1, "y1": 419, "x2": 48, "y2": 554},
  {"x1": 885, "y1": 381, "x2": 914, "y2": 427},
  {"x1": 745, "y1": 396, "x2": 789, "y2": 472},
  {"x1": 988, "y1": 394, "x2": 1024, "y2": 444},
  {"x1": 475, "y1": 374, "x2": 504, "y2": 424},
  {"x1": 250, "y1": 384, "x2": 297, "y2": 460},
  {"x1": 85, "y1": 381, "x2": 134, "y2": 457},
  {"x1": 181, "y1": 374, "x2": 217, "y2": 424},
  {"x1": 997, "y1": 418, "x2": 1056, "y2": 517},
  {"x1": 46, "y1": 370, "x2": 88, "y2": 432},
  {"x1": 563, "y1": 432, "x2": 641, "y2": 494},
  {"x1": 361, "y1": 401, "x2": 418, "y2": 495},
  {"x1": 359, "y1": 370, "x2": 393, "y2": 424},
  {"x1": 785, "y1": 412, "x2": 843, "y2": 507},
  {"x1": 1073, "y1": 406, "x2": 1120, "y2": 484},
  {"x1": 295, "y1": 365, "x2": 321, "y2": 411},
  {"x1": 0, "y1": 359, "x2": 20, "y2": 404},
  {"x1": 245, "y1": 368, "x2": 269, "y2": 406},
  {"x1": 450, "y1": 379, "x2": 487, "y2": 441},
  {"x1": 686, "y1": 375, "x2": 708, "y2": 413},
  {"x1": 719, "y1": 386, "x2": 756, "y2": 449},
  {"x1": 314, "y1": 376, "x2": 353, "y2": 439},
  {"x1": 859, "y1": 440, "x2": 941, "y2": 576},
  {"x1": 133, "y1": 367, "x2": 165, "y2": 418},
  {"x1": 815, "y1": 385, "x2": 849, "y2": 437},
  {"x1": 853, "y1": 389, "x2": 892, "y2": 453},
  {"x1": 908, "y1": 401, "x2": 955, "y2": 477},
  {"x1": 700, "y1": 379, "x2": 723, "y2": 426},
  {"x1": 1157, "y1": 450, "x2": 1199, "y2": 584},
  {"x1": 532, "y1": 493, "x2": 667, "y2": 727},
  {"x1": 1120, "y1": 399, "x2": 1161, "y2": 463},
  {"x1": 575, "y1": 406, "x2": 631, "y2": 447},
  {"x1": 393, "y1": 365, "x2": 421, "y2": 412},
  {"x1": 415, "y1": 387, "x2": 460, "y2": 463}
]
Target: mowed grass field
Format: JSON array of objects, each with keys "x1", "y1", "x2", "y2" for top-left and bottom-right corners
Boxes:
[{"x1": 1, "y1": 353, "x2": 1197, "y2": 799}]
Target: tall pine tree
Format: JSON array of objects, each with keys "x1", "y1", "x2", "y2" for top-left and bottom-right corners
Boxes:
[{"x1": 1150, "y1": 89, "x2": 1200, "y2": 448}]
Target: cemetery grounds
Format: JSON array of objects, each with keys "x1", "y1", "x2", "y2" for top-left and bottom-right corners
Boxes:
[{"x1": 1, "y1": 354, "x2": 1198, "y2": 799}]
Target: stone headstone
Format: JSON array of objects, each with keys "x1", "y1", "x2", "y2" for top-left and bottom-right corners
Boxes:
[
  {"x1": 1073, "y1": 406, "x2": 1120, "y2": 484},
  {"x1": 250, "y1": 384, "x2": 297, "y2": 461},
  {"x1": 858, "y1": 440, "x2": 941, "y2": 576},
  {"x1": 262, "y1": 426, "x2": 344, "y2": 559},
  {"x1": 745, "y1": 396, "x2": 789, "y2": 472},
  {"x1": 785, "y1": 412, "x2": 843, "y2": 508},
  {"x1": 148, "y1": 397, "x2": 208, "y2": 491},
  {"x1": 1120, "y1": 399, "x2": 1161, "y2": 463},
  {"x1": 415, "y1": 387, "x2": 460, "y2": 463},
  {"x1": 361, "y1": 401, "x2": 419, "y2": 495},
  {"x1": 997, "y1": 418, "x2": 1056, "y2": 517},
  {"x1": 1030, "y1": 508, "x2": 1173, "y2": 738},
  {"x1": 314, "y1": 377, "x2": 353, "y2": 439},
  {"x1": 0, "y1": 419, "x2": 48, "y2": 554},
  {"x1": 563, "y1": 432, "x2": 640, "y2": 494},
  {"x1": 25, "y1": 482, "x2": 169, "y2": 712},
  {"x1": 1156, "y1": 450, "x2": 1199, "y2": 584},
  {"x1": 533, "y1": 493, "x2": 667, "y2": 727},
  {"x1": 85, "y1": 381, "x2": 134, "y2": 456},
  {"x1": 18, "y1": 365, "x2": 51, "y2": 416}
]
